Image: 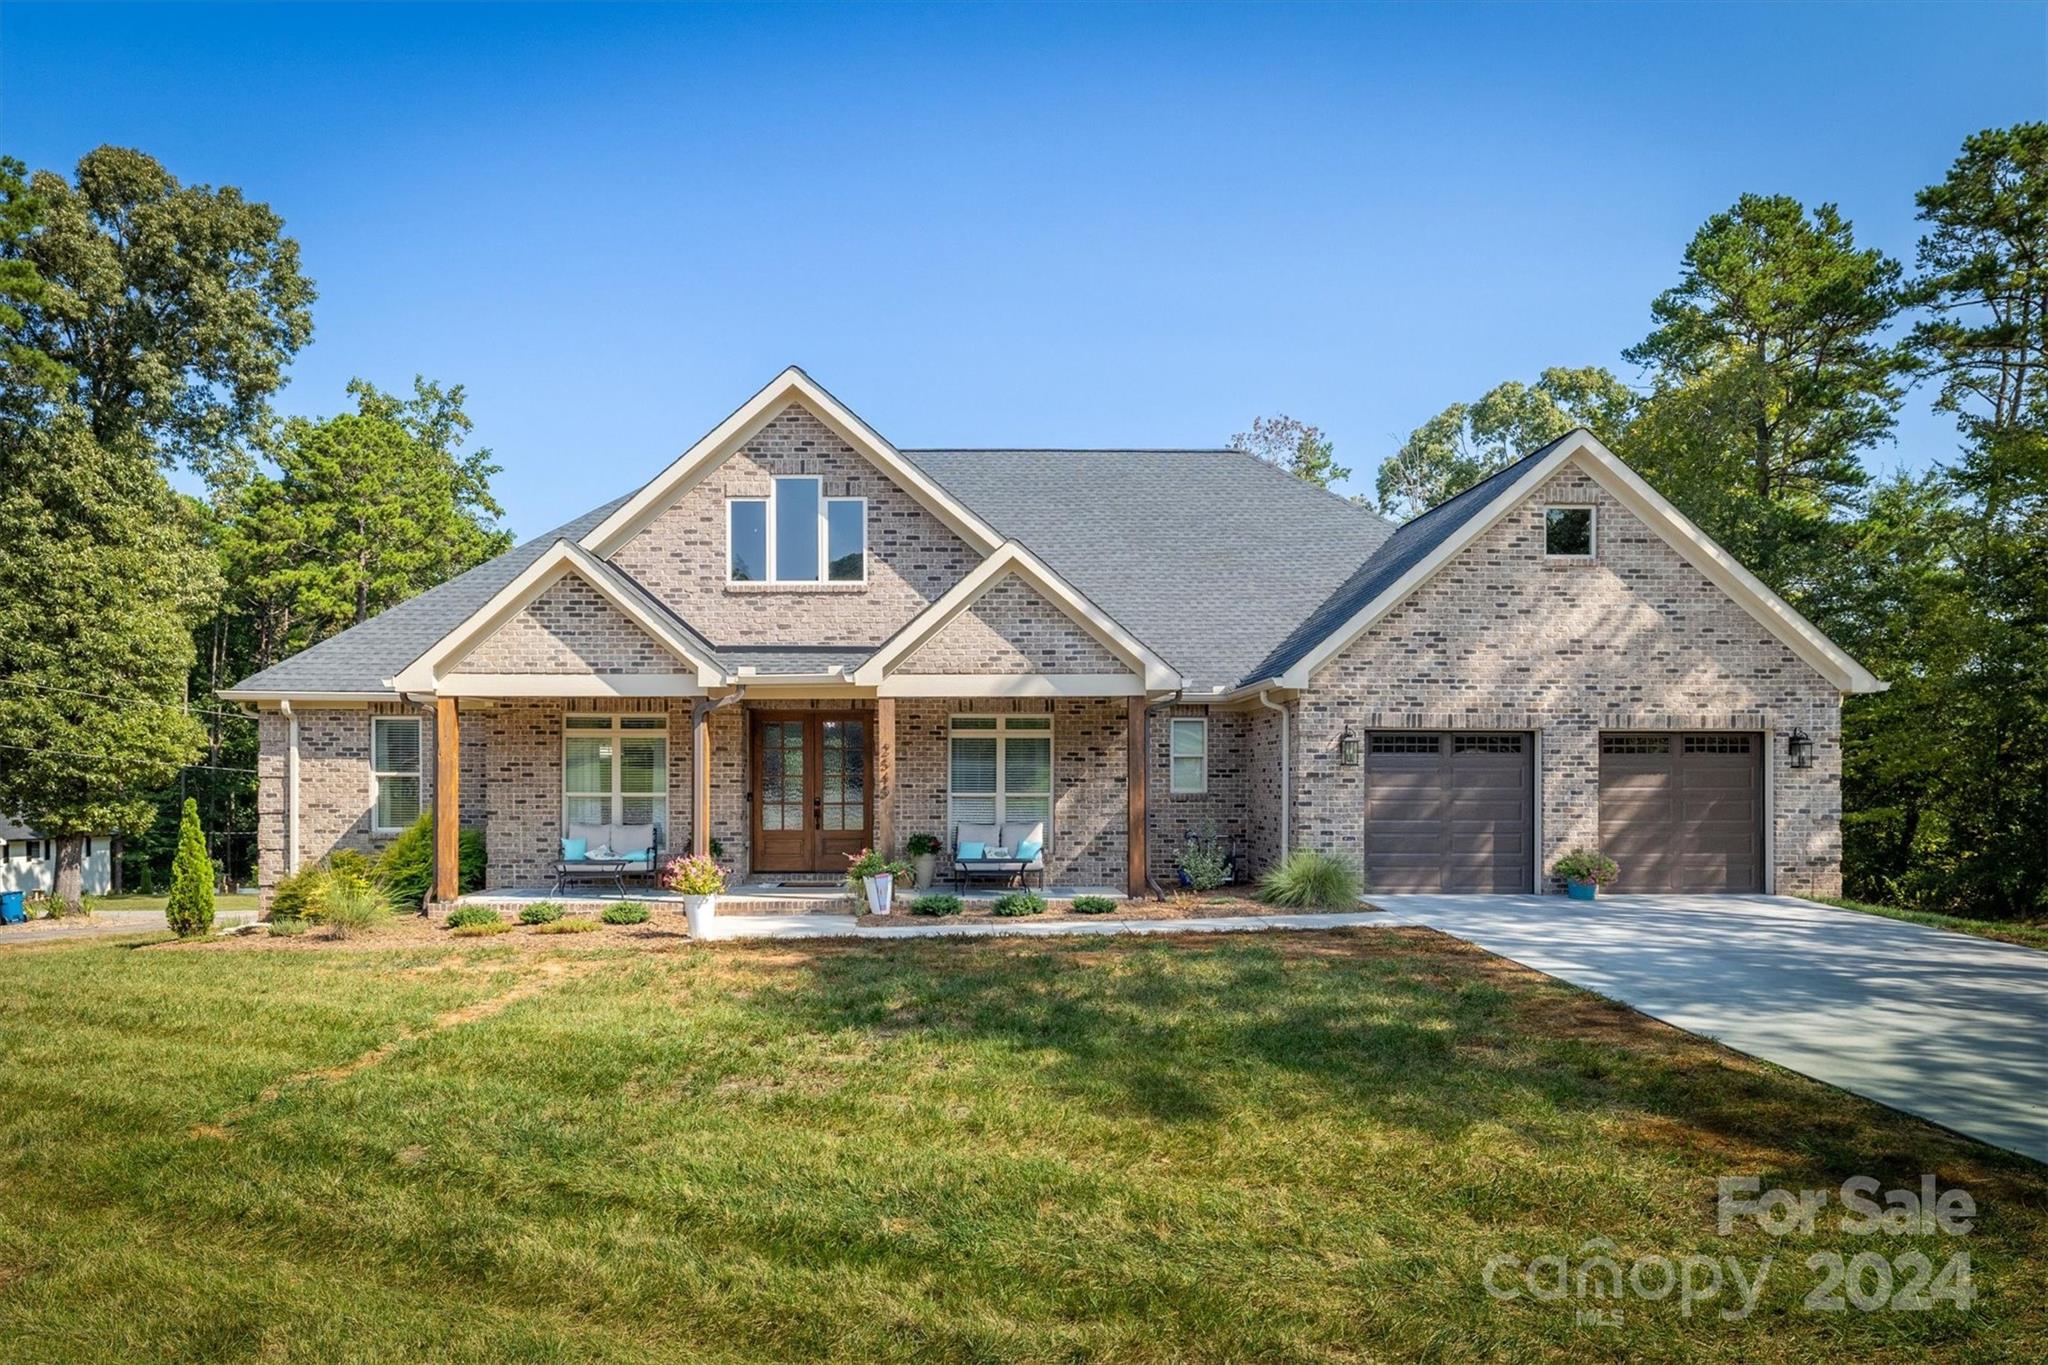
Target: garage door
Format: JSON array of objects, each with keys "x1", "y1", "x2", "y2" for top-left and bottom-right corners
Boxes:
[
  {"x1": 1598, "y1": 732, "x2": 1763, "y2": 892},
  {"x1": 1364, "y1": 732, "x2": 1533, "y2": 893}
]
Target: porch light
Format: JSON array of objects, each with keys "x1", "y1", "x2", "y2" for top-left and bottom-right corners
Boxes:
[
  {"x1": 1787, "y1": 727, "x2": 1814, "y2": 770},
  {"x1": 1339, "y1": 723, "x2": 1361, "y2": 767}
]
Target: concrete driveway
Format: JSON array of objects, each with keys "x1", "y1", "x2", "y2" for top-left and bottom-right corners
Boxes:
[{"x1": 1369, "y1": 893, "x2": 2048, "y2": 1165}]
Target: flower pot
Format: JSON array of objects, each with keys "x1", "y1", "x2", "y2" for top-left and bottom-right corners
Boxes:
[
  {"x1": 1566, "y1": 879, "x2": 1598, "y2": 902},
  {"x1": 681, "y1": 893, "x2": 718, "y2": 936},
  {"x1": 863, "y1": 873, "x2": 894, "y2": 916},
  {"x1": 912, "y1": 853, "x2": 936, "y2": 890}
]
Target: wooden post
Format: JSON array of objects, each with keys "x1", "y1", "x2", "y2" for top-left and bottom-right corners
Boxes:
[
  {"x1": 692, "y1": 701, "x2": 712, "y2": 858},
  {"x1": 873, "y1": 698, "x2": 896, "y2": 856},
  {"x1": 433, "y1": 697, "x2": 460, "y2": 906},
  {"x1": 1127, "y1": 695, "x2": 1147, "y2": 897}
]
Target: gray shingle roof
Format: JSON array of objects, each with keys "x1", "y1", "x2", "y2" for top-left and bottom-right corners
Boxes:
[
  {"x1": 1245, "y1": 432, "x2": 1581, "y2": 682},
  {"x1": 718, "y1": 646, "x2": 874, "y2": 676},
  {"x1": 900, "y1": 449, "x2": 1395, "y2": 691}
]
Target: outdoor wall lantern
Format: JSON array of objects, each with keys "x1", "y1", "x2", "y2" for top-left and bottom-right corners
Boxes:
[
  {"x1": 1787, "y1": 727, "x2": 1814, "y2": 770},
  {"x1": 1339, "y1": 723, "x2": 1362, "y2": 767}
]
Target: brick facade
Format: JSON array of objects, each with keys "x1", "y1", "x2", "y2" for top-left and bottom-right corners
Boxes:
[
  {"x1": 1147, "y1": 705, "x2": 1252, "y2": 884},
  {"x1": 900, "y1": 575, "x2": 1126, "y2": 675},
  {"x1": 1292, "y1": 466, "x2": 1843, "y2": 896},
  {"x1": 456, "y1": 576, "x2": 685, "y2": 674},
  {"x1": 607, "y1": 402, "x2": 984, "y2": 648}
]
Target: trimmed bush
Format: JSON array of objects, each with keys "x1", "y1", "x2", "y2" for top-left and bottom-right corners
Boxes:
[
  {"x1": 444, "y1": 905, "x2": 504, "y2": 930},
  {"x1": 1258, "y1": 851, "x2": 1363, "y2": 909},
  {"x1": 1070, "y1": 895, "x2": 1118, "y2": 914},
  {"x1": 990, "y1": 891, "x2": 1046, "y2": 917},
  {"x1": 518, "y1": 901, "x2": 564, "y2": 925},
  {"x1": 267, "y1": 916, "x2": 308, "y2": 937},
  {"x1": 269, "y1": 864, "x2": 328, "y2": 921},
  {"x1": 452, "y1": 920, "x2": 515, "y2": 938},
  {"x1": 379, "y1": 815, "x2": 487, "y2": 910},
  {"x1": 601, "y1": 901, "x2": 651, "y2": 925},
  {"x1": 911, "y1": 893, "x2": 962, "y2": 916},
  {"x1": 534, "y1": 917, "x2": 600, "y2": 935},
  {"x1": 166, "y1": 798, "x2": 215, "y2": 937}
]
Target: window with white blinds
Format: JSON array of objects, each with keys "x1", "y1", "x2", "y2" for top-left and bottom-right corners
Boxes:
[
  {"x1": 948, "y1": 715, "x2": 1052, "y2": 836},
  {"x1": 563, "y1": 713, "x2": 667, "y2": 830},
  {"x1": 371, "y1": 716, "x2": 422, "y2": 831}
]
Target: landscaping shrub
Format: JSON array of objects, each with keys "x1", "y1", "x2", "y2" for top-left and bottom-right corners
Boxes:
[
  {"x1": 533, "y1": 917, "x2": 600, "y2": 934},
  {"x1": 601, "y1": 901, "x2": 651, "y2": 925},
  {"x1": 911, "y1": 893, "x2": 962, "y2": 916},
  {"x1": 451, "y1": 920, "x2": 515, "y2": 937},
  {"x1": 165, "y1": 798, "x2": 215, "y2": 938},
  {"x1": 325, "y1": 847, "x2": 377, "y2": 884},
  {"x1": 990, "y1": 891, "x2": 1046, "y2": 917},
  {"x1": 1176, "y1": 837, "x2": 1230, "y2": 892},
  {"x1": 321, "y1": 873, "x2": 393, "y2": 939},
  {"x1": 1070, "y1": 895, "x2": 1118, "y2": 914},
  {"x1": 661, "y1": 855, "x2": 726, "y2": 896},
  {"x1": 269, "y1": 864, "x2": 328, "y2": 921},
  {"x1": 379, "y1": 815, "x2": 487, "y2": 910},
  {"x1": 444, "y1": 904, "x2": 504, "y2": 930},
  {"x1": 1553, "y1": 848, "x2": 1619, "y2": 887},
  {"x1": 518, "y1": 901, "x2": 564, "y2": 925},
  {"x1": 267, "y1": 916, "x2": 307, "y2": 937},
  {"x1": 1258, "y1": 851, "x2": 1362, "y2": 909}
]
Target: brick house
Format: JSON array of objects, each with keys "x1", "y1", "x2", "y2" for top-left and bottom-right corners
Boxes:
[{"x1": 222, "y1": 368, "x2": 1883, "y2": 906}]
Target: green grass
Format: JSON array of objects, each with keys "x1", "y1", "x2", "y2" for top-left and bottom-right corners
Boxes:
[
  {"x1": 92, "y1": 891, "x2": 262, "y2": 914},
  {"x1": 1823, "y1": 897, "x2": 2048, "y2": 952},
  {"x1": 0, "y1": 930, "x2": 2041, "y2": 1361}
]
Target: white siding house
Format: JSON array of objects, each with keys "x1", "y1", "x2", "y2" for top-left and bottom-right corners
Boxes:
[{"x1": 0, "y1": 821, "x2": 114, "y2": 896}]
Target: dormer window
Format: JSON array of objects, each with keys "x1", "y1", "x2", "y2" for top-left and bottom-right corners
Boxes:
[
  {"x1": 729, "y1": 477, "x2": 866, "y2": 583},
  {"x1": 1544, "y1": 506, "x2": 1595, "y2": 559}
]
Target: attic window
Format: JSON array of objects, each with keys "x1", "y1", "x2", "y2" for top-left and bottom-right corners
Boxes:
[
  {"x1": 728, "y1": 477, "x2": 866, "y2": 584},
  {"x1": 1544, "y1": 506, "x2": 1595, "y2": 559}
]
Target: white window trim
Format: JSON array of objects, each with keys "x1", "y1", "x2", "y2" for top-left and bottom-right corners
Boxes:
[
  {"x1": 1169, "y1": 716, "x2": 1209, "y2": 795},
  {"x1": 1542, "y1": 504, "x2": 1598, "y2": 560},
  {"x1": 725, "y1": 479, "x2": 868, "y2": 585},
  {"x1": 561, "y1": 713, "x2": 670, "y2": 832},
  {"x1": 947, "y1": 714, "x2": 1055, "y2": 845},
  {"x1": 369, "y1": 715, "x2": 423, "y2": 833}
]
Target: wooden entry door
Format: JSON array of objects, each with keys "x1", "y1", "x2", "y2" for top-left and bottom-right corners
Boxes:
[{"x1": 750, "y1": 713, "x2": 874, "y2": 873}]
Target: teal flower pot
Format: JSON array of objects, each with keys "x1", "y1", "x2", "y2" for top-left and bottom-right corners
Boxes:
[{"x1": 1567, "y1": 879, "x2": 1598, "y2": 901}]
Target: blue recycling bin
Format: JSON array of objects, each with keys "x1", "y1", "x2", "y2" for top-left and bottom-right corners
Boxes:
[{"x1": 0, "y1": 891, "x2": 25, "y2": 925}]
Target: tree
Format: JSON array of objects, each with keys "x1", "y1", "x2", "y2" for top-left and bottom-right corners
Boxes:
[
  {"x1": 0, "y1": 157, "x2": 71, "y2": 409},
  {"x1": 1230, "y1": 415, "x2": 1350, "y2": 490},
  {"x1": 1374, "y1": 367, "x2": 1636, "y2": 518},
  {"x1": 166, "y1": 798, "x2": 215, "y2": 936},
  {"x1": 0, "y1": 417, "x2": 216, "y2": 907},
  {"x1": 220, "y1": 377, "x2": 509, "y2": 663},
  {"x1": 2, "y1": 145, "x2": 314, "y2": 488},
  {"x1": 1624, "y1": 194, "x2": 1912, "y2": 596}
]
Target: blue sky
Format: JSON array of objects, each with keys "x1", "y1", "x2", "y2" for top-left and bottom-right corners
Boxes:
[{"x1": 4, "y1": 1, "x2": 2041, "y2": 537}]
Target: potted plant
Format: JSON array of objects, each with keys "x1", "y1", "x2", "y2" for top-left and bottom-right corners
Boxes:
[
  {"x1": 904, "y1": 833, "x2": 942, "y2": 889},
  {"x1": 1553, "y1": 849, "x2": 1619, "y2": 901},
  {"x1": 845, "y1": 847, "x2": 911, "y2": 915},
  {"x1": 661, "y1": 853, "x2": 726, "y2": 935}
]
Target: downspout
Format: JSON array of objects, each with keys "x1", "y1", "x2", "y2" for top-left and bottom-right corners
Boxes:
[
  {"x1": 280, "y1": 699, "x2": 300, "y2": 875},
  {"x1": 1142, "y1": 692, "x2": 1184, "y2": 901},
  {"x1": 1257, "y1": 690, "x2": 1289, "y2": 857}
]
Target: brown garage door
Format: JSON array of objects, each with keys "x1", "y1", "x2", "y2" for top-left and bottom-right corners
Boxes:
[
  {"x1": 1364, "y1": 732, "x2": 1533, "y2": 893},
  {"x1": 1599, "y1": 732, "x2": 1763, "y2": 892}
]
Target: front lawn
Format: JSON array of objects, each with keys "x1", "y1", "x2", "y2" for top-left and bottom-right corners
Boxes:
[
  {"x1": 1823, "y1": 897, "x2": 2048, "y2": 952},
  {"x1": 90, "y1": 890, "x2": 263, "y2": 914},
  {"x1": 0, "y1": 930, "x2": 2039, "y2": 1361}
]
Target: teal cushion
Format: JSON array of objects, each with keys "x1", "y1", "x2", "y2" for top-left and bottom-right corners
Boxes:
[
  {"x1": 1016, "y1": 839, "x2": 1042, "y2": 861},
  {"x1": 561, "y1": 838, "x2": 588, "y2": 862},
  {"x1": 958, "y1": 841, "x2": 985, "y2": 860}
]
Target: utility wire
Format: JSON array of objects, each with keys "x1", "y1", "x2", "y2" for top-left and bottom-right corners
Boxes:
[
  {"x1": 0, "y1": 740, "x2": 256, "y2": 775},
  {"x1": 0, "y1": 679, "x2": 248, "y2": 723}
]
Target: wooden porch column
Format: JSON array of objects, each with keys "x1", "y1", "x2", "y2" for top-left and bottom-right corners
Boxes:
[
  {"x1": 874, "y1": 698, "x2": 896, "y2": 856},
  {"x1": 433, "y1": 697, "x2": 460, "y2": 905},
  {"x1": 691, "y1": 701, "x2": 712, "y2": 858},
  {"x1": 1127, "y1": 696, "x2": 1148, "y2": 897}
]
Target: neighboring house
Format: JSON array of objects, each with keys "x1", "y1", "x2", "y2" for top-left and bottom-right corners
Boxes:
[
  {"x1": 222, "y1": 367, "x2": 1882, "y2": 906},
  {"x1": 1, "y1": 820, "x2": 114, "y2": 896}
]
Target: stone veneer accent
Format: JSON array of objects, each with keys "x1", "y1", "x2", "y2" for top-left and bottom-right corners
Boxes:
[
  {"x1": 607, "y1": 401, "x2": 985, "y2": 648},
  {"x1": 899, "y1": 575, "x2": 1126, "y2": 675},
  {"x1": 1292, "y1": 464, "x2": 1843, "y2": 896},
  {"x1": 456, "y1": 575, "x2": 684, "y2": 674}
]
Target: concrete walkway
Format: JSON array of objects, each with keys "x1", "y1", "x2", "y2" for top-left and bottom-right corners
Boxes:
[{"x1": 698, "y1": 894, "x2": 2048, "y2": 1164}]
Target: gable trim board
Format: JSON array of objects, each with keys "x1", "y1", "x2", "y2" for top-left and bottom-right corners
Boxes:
[
  {"x1": 579, "y1": 367, "x2": 1004, "y2": 561},
  {"x1": 391, "y1": 540, "x2": 725, "y2": 693},
  {"x1": 853, "y1": 541, "x2": 1181, "y2": 694},
  {"x1": 1261, "y1": 431, "x2": 1884, "y2": 697}
]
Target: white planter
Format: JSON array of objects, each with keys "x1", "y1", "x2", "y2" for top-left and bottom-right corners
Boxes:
[
  {"x1": 912, "y1": 853, "x2": 936, "y2": 890},
  {"x1": 682, "y1": 893, "x2": 718, "y2": 937},
  {"x1": 863, "y1": 873, "x2": 894, "y2": 915}
]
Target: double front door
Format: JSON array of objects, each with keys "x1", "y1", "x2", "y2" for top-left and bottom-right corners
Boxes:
[{"x1": 750, "y1": 712, "x2": 873, "y2": 873}]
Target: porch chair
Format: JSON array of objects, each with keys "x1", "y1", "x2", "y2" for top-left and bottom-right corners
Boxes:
[
  {"x1": 552, "y1": 823, "x2": 664, "y2": 896},
  {"x1": 951, "y1": 820, "x2": 1046, "y2": 893}
]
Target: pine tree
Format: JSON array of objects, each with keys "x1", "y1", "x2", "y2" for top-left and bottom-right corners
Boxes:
[{"x1": 166, "y1": 798, "x2": 214, "y2": 937}]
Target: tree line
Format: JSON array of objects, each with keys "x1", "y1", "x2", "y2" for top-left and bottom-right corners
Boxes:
[
  {"x1": 0, "y1": 146, "x2": 508, "y2": 907},
  {"x1": 1239, "y1": 126, "x2": 2045, "y2": 920}
]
